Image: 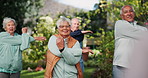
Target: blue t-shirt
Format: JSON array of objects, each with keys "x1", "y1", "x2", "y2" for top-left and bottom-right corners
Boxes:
[{"x1": 70, "y1": 29, "x2": 84, "y2": 43}]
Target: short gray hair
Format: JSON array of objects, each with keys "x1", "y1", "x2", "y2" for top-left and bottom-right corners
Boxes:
[
  {"x1": 71, "y1": 18, "x2": 80, "y2": 23},
  {"x1": 120, "y1": 5, "x2": 135, "y2": 15},
  {"x1": 56, "y1": 16, "x2": 71, "y2": 28},
  {"x1": 3, "y1": 17, "x2": 17, "y2": 29}
]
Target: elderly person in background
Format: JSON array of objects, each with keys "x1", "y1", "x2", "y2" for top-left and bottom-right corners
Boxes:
[
  {"x1": 45, "y1": 16, "x2": 93, "y2": 78},
  {"x1": 0, "y1": 17, "x2": 46, "y2": 78},
  {"x1": 70, "y1": 18, "x2": 93, "y2": 48},
  {"x1": 113, "y1": 5, "x2": 148, "y2": 78},
  {"x1": 70, "y1": 18, "x2": 93, "y2": 73}
]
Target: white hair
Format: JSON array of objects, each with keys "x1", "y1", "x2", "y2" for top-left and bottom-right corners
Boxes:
[
  {"x1": 71, "y1": 18, "x2": 80, "y2": 23},
  {"x1": 3, "y1": 17, "x2": 17, "y2": 29},
  {"x1": 120, "y1": 5, "x2": 135, "y2": 15},
  {"x1": 56, "y1": 16, "x2": 71, "y2": 28}
]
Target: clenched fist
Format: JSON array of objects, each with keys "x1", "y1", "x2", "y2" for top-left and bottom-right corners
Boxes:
[
  {"x1": 22, "y1": 27, "x2": 28, "y2": 33},
  {"x1": 56, "y1": 37, "x2": 64, "y2": 50}
]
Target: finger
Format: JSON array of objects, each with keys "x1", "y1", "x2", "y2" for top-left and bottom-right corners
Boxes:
[{"x1": 89, "y1": 50, "x2": 94, "y2": 54}]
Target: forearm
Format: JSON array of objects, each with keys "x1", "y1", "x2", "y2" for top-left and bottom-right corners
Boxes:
[
  {"x1": 116, "y1": 20, "x2": 148, "y2": 40},
  {"x1": 20, "y1": 33, "x2": 35, "y2": 50},
  {"x1": 48, "y1": 36, "x2": 62, "y2": 57},
  {"x1": 81, "y1": 30, "x2": 92, "y2": 34},
  {"x1": 61, "y1": 42, "x2": 82, "y2": 65},
  {"x1": 61, "y1": 48, "x2": 82, "y2": 65}
]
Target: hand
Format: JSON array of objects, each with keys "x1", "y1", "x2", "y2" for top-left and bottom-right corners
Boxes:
[
  {"x1": 89, "y1": 31, "x2": 93, "y2": 33},
  {"x1": 34, "y1": 37, "x2": 46, "y2": 41},
  {"x1": 56, "y1": 37, "x2": 64, "y2": 49},
  {"x1": 22, "y1": 27, "x2": 28, "y2": 33},
  {"x1": 82, "y1": 47, "x2": 93, "y2": 54}
]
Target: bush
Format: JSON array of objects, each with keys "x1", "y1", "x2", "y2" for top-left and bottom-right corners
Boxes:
[
  {"x1": 22, "y1": 15, "x2": 56, "y2": 69},
  {"x1": 85, "y1": 28, "x2": 114, "y2": 78}
]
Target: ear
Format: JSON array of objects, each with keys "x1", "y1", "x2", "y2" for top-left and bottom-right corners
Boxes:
[{"x1": 4, "y1": 27, "x2": 6, "y2": 31}]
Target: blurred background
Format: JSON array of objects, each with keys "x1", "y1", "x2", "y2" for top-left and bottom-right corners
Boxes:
[{"x1": 0, "y1": 0, "x2": 147, "y2": 78}]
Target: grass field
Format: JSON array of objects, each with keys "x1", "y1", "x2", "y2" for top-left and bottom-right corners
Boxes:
[{"x1": 20, "y1": 67, "x2": 95, "y2": 78}]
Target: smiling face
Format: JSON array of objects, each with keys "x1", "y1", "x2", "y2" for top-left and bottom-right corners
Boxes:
[
  {"x1": 58, "y1": 21, "x2": 71, "y2": 38},
  {"x1": 5, "y1": 20, "x2": 16, "y2": 35},
  {"x1": 71, "y1": 18, "x2": 80, "y2": 31},
  {"x1": 120, "y1": 6, "x2": 135, "y2": 22}
]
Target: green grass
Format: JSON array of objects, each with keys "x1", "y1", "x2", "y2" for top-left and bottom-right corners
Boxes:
[
  {"x1": 20, "y1": 67, "x2": 95, "y2": 78},
  {"x1": 21, "y1": 70, "x2": 44, "y2": 78}
]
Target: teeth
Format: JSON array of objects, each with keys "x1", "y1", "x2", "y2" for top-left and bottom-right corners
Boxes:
[{"x1": 127, "y1": 16, "x2": 132, "y2": 18}]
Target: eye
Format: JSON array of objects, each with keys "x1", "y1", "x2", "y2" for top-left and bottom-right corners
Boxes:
[
  {"x1": 123, "y1": 10, "x2": 128, "y2": 14},
  {"x1": 129, "y1": 9, "x2": 134, "y2": 12},
  {"x1": 7, "y1": 24, "x2": 11, "y2": 26},
  {"x1": 59, "y1": 25, "x2": 64, "y2": 28},
  {"x1": 67, "y1": 25, "x2": 71, "y2": 27}
]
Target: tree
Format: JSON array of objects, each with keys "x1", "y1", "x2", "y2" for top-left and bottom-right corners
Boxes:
[
  {"x1": 22, "y1": 15, "x2": 56, "y2": 68},
  {"x1": 85, "y1": 0, "x2": 148, "y2": 77},
  {"x1": 0, "y1": 0, "x2": 44, "y2": 33},
  {"x1": 107, "y1": 0, "x2": 148, "y2": 26},
  {"x1": 74, "y1": 1, "x2": 107, "y2": 33}
]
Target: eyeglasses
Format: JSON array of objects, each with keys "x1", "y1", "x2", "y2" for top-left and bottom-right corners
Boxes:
[{"x1": 59, "y1": 25, "x2": 70, "y2": 28}]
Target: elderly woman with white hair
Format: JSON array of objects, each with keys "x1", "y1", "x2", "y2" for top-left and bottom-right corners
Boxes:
[
  {"x1": 0, "y1": 17, "x2": 46, "y2": 78},
  {"x1": 44, "y1": 16, "x2": 84, "y2": 78}
]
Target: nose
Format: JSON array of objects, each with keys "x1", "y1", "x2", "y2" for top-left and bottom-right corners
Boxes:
[
  {"x1": 10, "y1": 25, "x2": 15, "y2": 28},
  {"x1": 61, "y1": 26, "x2": 66, "y2": 29}
]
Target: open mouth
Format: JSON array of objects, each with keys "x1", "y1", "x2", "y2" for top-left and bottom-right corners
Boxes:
[
  {"x1": 9, "y1": 28, "x2": 14, "y2": 32},
  {"x1": 62, "y1": 31, "x2": 69, "y2": 33},
  {"x1": 127, "y1": 16, "x2": 133, "y2": 18},
  {"x1": 10, "y1": 29, "x2": 14, "y2": 31}
]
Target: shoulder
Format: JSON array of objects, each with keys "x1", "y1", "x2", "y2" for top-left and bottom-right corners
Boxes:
[
  {"x1": 73, "y1": 29, "x2": 81, "y2": 32},
  {"x1": 0, "y1": 32, "x2": 10, "y2": 37},
  {"x1": 70, "y1": 36, "x2": 77, "y2": 41},
  {"x1": 70, "y1": 36, "x2": 78, "y2": 44},
  {"x1": 77, "y1": 29, "x2": 82, "y2": 32},
  {"x1": 0, "y1": 32, "x2": 8, "y2": 34},
  {"x1": 68, "y1": 36, "x2": 78, "y2": 47},
  {"x1": 14, "y1": 33, "x2": 21, "y2": 36},
  {"x1": 115, "y1": 20, "x2": 127, "y2": 24},
  {"x1": 49, "y1": 35, "x2": 57, "y2": 40},
  {"x1": 115, "y1": 20, "x2": 130, "y2": 28}
]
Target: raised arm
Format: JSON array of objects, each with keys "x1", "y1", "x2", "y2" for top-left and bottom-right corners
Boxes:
[
  {"x1": 81, "y1": 30, "x2": 93, "y2": 34},
  {"x1": 21, "y1": 27, "x2": 46, "y2": 50},
  {"x1": 115, "y1": 20, "x2": 148, "y2": 40},
  {"x1": 48, "y1": 36, "x2": 63, "y2": 57}
]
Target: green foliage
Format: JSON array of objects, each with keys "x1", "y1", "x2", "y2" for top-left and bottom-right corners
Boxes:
[
  {"x1": 0, "y1": 0, "x2": 44, "y2": 33},
  {"x1": 54, "y1": 2, "x2": 114, "y2": 77},
  {"x1": 107, "y1": 0, "x2": 148, "y2": 26},
  {"x1": 85, "y1": 28, "x2": 114, "y2": 78},
  {"x1": 20, "y1": 0, "x2": 147, "y2": 77},
  {"x1": 74, "y1": 7, "x2": 107, "y2": 32},
  {"x1": 57, "y1": 1, "x2": 107, "y2": 32},
  {"x1": 22, "y1": 16, "x2": 56, "y2": 68}
]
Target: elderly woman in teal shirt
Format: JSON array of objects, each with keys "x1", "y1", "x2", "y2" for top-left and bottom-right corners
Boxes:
[{"x1": 0, "y1": 17, "x2": 46, "y2": 78}]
